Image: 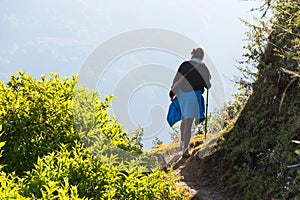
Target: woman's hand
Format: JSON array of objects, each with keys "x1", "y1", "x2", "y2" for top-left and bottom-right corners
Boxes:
[
  {"x1": 169, "y1": 90, "x2": 176, "y2": 101},
  {"x1": 170, "y1": 95, "x2": 176, "y2": 101}
]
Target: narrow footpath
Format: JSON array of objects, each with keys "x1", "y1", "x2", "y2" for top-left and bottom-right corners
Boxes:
[{"x1": 163, "y1": 134, "x2": 242, "y2": 200}]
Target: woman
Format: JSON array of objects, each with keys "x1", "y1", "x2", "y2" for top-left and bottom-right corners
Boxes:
[{"x1": 169, "y1": 47, "x2": 211, "y2": 156}]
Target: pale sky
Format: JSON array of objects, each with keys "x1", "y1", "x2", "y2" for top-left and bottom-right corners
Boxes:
[{"x1": 0, "y1": 0, "x2": 263, "y2": 149}]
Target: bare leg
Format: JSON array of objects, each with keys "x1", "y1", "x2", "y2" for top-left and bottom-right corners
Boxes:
[
  {"x1": 180, "y1": 120, "x2": 185, "y2": 151},
  {"x1": 180, "y1": 118, "x2": 194, "y2": 151}
]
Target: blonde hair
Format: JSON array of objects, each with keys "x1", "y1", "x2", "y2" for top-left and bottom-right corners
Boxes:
[{"x1": 191, "y1": 48, "x2": 204, "y2": 60}]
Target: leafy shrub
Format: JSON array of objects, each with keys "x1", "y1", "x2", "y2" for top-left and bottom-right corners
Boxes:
[
  {"x1": 0, "y1": 172, "x2": 29, "y2": 199},
  {"x1": 0, "y1": 72, "x2": 185, "y2": 199},
  {"x1": 0, "y1": 131, "x2": 27, "y2": 199},
  {"x1": 73, "y1": 88, "x2": 141, "y2": 153},
  {"x1": 0, "y1": 135, "x2": 83, "y2": 199},
  {"x1": 0, "y1": 72, "x2": 80, "y2": 174},
  {"x1": 0, "y1": 71, "x2": 140, "y2": 175},
  {"x1": 21, "y1": 142, "x2": 184, "y2": 200}
]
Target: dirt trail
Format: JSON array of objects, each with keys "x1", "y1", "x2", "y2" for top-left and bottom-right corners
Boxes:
[{"x1": 165, "y1": 134, "x2": 241, "y2": 200}]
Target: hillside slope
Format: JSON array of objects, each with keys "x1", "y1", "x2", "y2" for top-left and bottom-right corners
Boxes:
[
  {"x1": 203, "y1": 1, "x2": 300, "y2": 199},
  {"x1": 207, "y1": 61, "x2": 300, "y2": 199}
]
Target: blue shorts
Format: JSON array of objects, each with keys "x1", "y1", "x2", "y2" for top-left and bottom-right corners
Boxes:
[{"x1": 177, "y1": 89, "x2": 205, "y2": 120}]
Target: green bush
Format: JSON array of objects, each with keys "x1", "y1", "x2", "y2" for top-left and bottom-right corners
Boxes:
[
  {"x1": 21, "y1": 143, "x2": 184, "y2": 200},
  {"x1": 0, "y1": 71, "x2": 140, "y2": 175},
  {"x1": 0, "y1": 72, "x2": 185, "y2": 199},
  {"x1": 0, "y1": 137, "x2": 28, "y2": 199},
  {"x1": 72, "y1": 87, "x2": 141, "y2": 153},
  {"x1": 0, "y1": 72, "x2": 80, "y2": 174}
]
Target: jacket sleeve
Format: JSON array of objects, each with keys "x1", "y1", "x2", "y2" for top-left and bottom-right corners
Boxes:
[
  {"x1": 169, "y1": 63, "x2": 184, "y2": 98},
  {"x1": 171, "y1": 64, "x2": 184, "y2": 87}
]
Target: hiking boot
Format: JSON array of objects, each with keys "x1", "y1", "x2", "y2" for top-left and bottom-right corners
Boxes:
[{"x1": 182, "y1": 148, "x2": 190, "y2": 158}]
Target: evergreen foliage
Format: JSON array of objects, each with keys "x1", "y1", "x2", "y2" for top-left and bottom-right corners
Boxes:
[{"x1": 211, "y1": 0, "x2": 300, "y2": 199}]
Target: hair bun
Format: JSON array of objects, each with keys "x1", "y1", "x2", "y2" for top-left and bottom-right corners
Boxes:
[{"x1": 191, "y1": 47, "x2": 204, "y2": 59}]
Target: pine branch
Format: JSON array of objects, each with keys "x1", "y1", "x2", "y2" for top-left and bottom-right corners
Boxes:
[
  {"x1": 287, "y1": 163, "x2": 300, "y2": 169},
  {"x1": 279, "y1": 76, "x2": 297, "y2": 113},
  {"x1": 281, "y1": 68, "x2": 300, "y2": 78}
]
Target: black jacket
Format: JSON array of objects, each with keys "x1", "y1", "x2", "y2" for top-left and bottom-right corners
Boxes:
[{"x1": 169, "y1": 61, "x2": 211, "y2": 98}]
